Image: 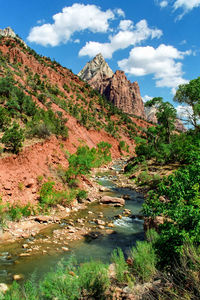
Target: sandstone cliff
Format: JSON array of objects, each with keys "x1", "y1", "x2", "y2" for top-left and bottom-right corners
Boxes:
[{"x1": 79, "y1": 54, "x2": 145, "y2": 118}]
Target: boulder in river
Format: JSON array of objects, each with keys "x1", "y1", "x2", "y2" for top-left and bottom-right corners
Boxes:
[{"x1": 100, "y1": 196, "x2": 125, "y2": 207}]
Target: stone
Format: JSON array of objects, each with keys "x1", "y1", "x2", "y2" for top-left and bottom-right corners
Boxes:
[
  {"x1": 95, "y1": 219, "x2": 106, "y2": 226},
  {"x1": 100, "y1": 196, "x2": 125, "y2": 207},
  {"x1": 123, "y1": 209, "x2": 131, "y2": 216},
  {"x1": 98, "y1": 225, "x2": 105, "y2": 230},
  {"x1": 19, "y1": 253, "x2": 31, "y2": 257},
  {"x1": 62, "y1": 247, "x2": 69, "y2": 251},
  {"x1": 22, "y1": 244, "x2": 28, "y2": 249},
  {"x1": 13, "y1": 274, "x2": 24, "y2": 281},
  {"x1": 25, "y1": 178, "x2": 34, "y2": 188},
  {"x1": 107, "y1": 223, "x2": 115, "y2": 228},
  {"x1": 78, "y1": 54, "x2": 145, "y2": 117},
  {"x1": 99, "y1": 186, "x2": 110, "y2": 192},
  {"x1": 0, "y1": 283, "x2": 9, "y2": 294}
]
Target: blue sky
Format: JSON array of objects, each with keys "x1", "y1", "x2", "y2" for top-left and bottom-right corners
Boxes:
[{"x1": 0, "y1": 0, "x2": 200, "y2": 114}]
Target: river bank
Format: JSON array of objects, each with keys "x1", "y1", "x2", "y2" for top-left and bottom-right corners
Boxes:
[{"x1": 0, "y1": 157, "x2": 144, "y2": 285}]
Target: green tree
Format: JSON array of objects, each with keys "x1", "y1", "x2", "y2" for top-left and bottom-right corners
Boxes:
[
  {"x1": 145, "y1": 97, "x2": 176, "y2": 143},
  {"x1": 1, "y1": 122, "x2": 24, "y2": 153},
  {"x1": 156, "y1": 101, "x2": 176, "y2": 143},
  {"x1": 174, "y1": 76, "x2": 200, "y2": 130}
]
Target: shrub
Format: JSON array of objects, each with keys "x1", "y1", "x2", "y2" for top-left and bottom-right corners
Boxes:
[
  {"x1": 40, "y1": 258, "x2": 80, "y2": 300},
  {"x1": 1, "y1": 122, "x2": 24, "y2": 153},
  {"x1": 111, "y1": 248, "x2": 129, "y2": 283},
  {"x1": 79, "y1": 261, "x2": 110, "y2": 299},
  {"x1": 76, "y1": 190, "x2": 88, "y2": 202},
  {"x1": 130, "y1": 241, "x2": 157, "y2": 282},
  {"x1": 39, "y1": 181, "x2": 75, "y2": 210},
  {"x1": 119, "y1": 140, "x2": 129, "y2": 153}
]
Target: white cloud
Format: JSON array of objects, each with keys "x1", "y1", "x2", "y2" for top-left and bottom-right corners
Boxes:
[
  {"x1": 79, "y1": 20, "x2": 162, "y2": 58},
  {"x1": 142, "y1": 95, "x2": 153, "y2": 102},
  {"x1": 118, "y1": 44, "x2": 191, "y2": 92},
  {"x1": 157, "y1": 0, "x2": 200, "y2": 18},
  {"x1": 74, "y1": 39, "x2": 80, "y2": 44},
  {"x1": 160, "y1": 1, "x2": 168, "y2": 8},
  {"x1": 119, "y1": 20, "x2": 133, "y2": 31},
  {"x1": 28, "y1": 3, "x2": 114, "y2": 46},
  {"x1": 115, "y1": 8, "x2": 125, "y2": 17},
  {"x1": 176, "y1": 105, "x2": 193, "y2": 119},
  {"x1": 173, "y1": 0, "x2": 200, "y2": 11}
]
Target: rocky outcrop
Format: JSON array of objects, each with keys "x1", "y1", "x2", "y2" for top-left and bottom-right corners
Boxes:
[
  {"x1": 78, "y1": 54, "x2": 145, "y2": 118},
  {"x1": 0, "y1": 26, "x2": 27, "y2": 47},
  {"x1": 78, "y1": 53, "x2": 113, "y2": 83},
  {"x1": 0, "y1": 27, "x2": 16, "y2": 38},
  {"x1": 104, "y1": 70, "x2": 145, "y2": 117}
]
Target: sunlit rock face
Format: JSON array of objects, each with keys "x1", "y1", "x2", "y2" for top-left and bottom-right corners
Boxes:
[{"x1": 79, "y1": 53, "x2": 145, "y2": 118}]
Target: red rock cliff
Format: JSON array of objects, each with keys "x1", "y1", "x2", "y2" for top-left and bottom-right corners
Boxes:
[{"x1": 79, "y1": 54, "x2": 145, "y2": 118}]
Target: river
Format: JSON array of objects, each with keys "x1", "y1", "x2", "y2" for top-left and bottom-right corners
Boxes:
[{"x1": 0, "y1": 160, "x2": 144, "y2": 284}]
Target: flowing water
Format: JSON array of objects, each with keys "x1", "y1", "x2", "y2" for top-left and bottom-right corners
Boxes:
[{"x1": 0, "y1": 160, "x2": 144, "y2": 284}]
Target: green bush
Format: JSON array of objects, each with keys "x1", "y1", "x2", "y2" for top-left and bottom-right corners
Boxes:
[
  {"x1": 130, "y1": 241, "x2": 157, "y2": 282},
  {"x1": 65, "y1": 143, "x2": 112, "y2": 184},
  {"x1": 39, "y1": 181, "x2": 75, "y2": 210},
  {"x1": 79, "y1": 261, "x2": 110, "y2": 299},
  {"x1": 1, "y1": 122, "x2": 24, "y2": 153},
  {"x1": 111, "y1": 248, "x2": 129, "y2": 283},
  {"x1": 76, "y1": 189, "x2": 88, "y2": 202}
]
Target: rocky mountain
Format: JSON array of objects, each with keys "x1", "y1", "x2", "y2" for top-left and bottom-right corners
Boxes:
[
  {"x1": 78, "y1": 54, "x2": 145, "y2": 118},
  {"x1": 0, "y1": 34, "x2": 150, "y2": 206}
]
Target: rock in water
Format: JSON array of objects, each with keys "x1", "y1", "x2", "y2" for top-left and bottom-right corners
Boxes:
[{"x1": 100, "y1": 195, "x2": 125, "y2": 207}]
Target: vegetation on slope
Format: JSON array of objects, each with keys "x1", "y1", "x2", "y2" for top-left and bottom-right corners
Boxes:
[{"x1": 0, "y1": 35, "x2": 146, "y2": 154}]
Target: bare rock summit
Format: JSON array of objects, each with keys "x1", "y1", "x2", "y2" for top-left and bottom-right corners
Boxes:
[
  {"x1": 78, "y1": 54, "x2": 145, "y2": 118},
  {"x1": 78, "y1": 53, "x2": 113, "y2": 82},
  {"x1": 0, "y1": 27, "x2": 27, "y2": 47}
]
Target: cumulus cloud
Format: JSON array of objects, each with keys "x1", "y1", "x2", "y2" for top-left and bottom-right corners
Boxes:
[
  {"x1": 119, "y1": 20, "x2": 133, "y2": 31},
  {"x1": 115, "y1": 8, "x2": 125, "y2": 17},
  {"x1": 28, "y1": 3, "x2": 115, "y2": 46},
  {"x1": 79, "y1": 20, "x2": 162, "y2": 58},
  {"x1": 142, "y1": 95, "x2": 153, "y2": 102},
  {"x1": 118, "y1": 44, "x2": 191, "y2": 92}
]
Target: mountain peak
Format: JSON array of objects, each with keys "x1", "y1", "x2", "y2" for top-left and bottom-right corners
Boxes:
[
  {"x1": 78, "y1": 53, "x2": 114, "y2": 82},
  {"x1": 0, "y1": 26, "x2": 17, "y2": 38},
  {"x1": 0, "y1": 26, "x2": 27, "y2": 48}
]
